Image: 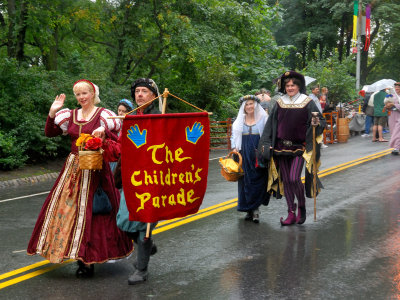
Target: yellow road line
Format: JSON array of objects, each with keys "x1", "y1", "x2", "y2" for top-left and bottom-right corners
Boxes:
[
  {"x1": 0, "y1": 201, "x2": 238, "y2": 287},
  {"x1": 0, "y1": 261, "x2": 73, "y2": 289},
  {"x1": 154, "y1": 202, "x2": 238, "y2": 235},
  {"x1": 0, "y1": 149, "x2": 392, "y2": 289},
  {"x1": 319, "y1": 151, "x2": 391, "y2": 178},
  {"x1": 156, "y1": 198, "x2": 237, "y2": 228},
  {"x1": 0, "y1": 260, "x2": 50, "y2": 281},
  {"x1": 318, "y1": 149, "x2": 391, "y2": 176}
]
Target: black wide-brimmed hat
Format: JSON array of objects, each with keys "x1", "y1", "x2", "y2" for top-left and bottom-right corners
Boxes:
[{"x1": 277, "y1": 70, "x2": 306, "y2": 94}]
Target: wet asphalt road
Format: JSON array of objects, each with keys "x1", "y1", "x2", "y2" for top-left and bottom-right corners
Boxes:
[{"x1": 1, "y1": 135, "x2": 400, "y2": 299}]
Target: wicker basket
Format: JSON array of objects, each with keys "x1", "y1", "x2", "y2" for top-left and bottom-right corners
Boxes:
[
  {"x1": 219, "y1": 151, "x2": 244, "y2": 182},
  {"x1": 79, "y1": 149, "x2": 103, "y2": 170}
]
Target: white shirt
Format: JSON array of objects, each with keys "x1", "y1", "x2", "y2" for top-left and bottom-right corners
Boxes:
[{"x1": 308, "y1": 93, "x2": 323, "y2": 113}]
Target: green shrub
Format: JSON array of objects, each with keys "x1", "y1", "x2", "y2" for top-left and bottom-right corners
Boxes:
[
  {"x1": 0, "y1": 131, "x2": 28, "y2": 170},
  {"x1": 0, "y1": 59, "x2": 131, "y2": 170}
]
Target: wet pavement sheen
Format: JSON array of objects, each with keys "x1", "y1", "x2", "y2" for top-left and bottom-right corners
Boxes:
[{"x1": 1, "y1": 135, "x2": 400, "y2": 299}]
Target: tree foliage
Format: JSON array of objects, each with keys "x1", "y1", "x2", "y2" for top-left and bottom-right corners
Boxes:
[
  {"x1": 271, "y1": 0, "x2": 400, "y2": 85},
  {"x1": 0, "y1": 0, "x2": 286, "y2": 169},
  {"x1": 303, "y1": 48, "x2": 356, "y2": 105},
  {"x1": 0, "y1": 0, "x2": 398, "y2": 169}
]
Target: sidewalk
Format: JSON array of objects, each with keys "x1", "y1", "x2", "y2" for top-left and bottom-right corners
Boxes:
[{"x1": 0, "y1": 158, "x2": 64, "y2": 189}]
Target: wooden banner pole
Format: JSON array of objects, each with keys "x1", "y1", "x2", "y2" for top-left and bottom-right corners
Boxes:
[
  {"x1": 146, "y1": 88, "x2": 169, "y2": 238},
  {"x1": 312, "y1": 112, "x2": 319, "y2": 221},
  {"x1": 162, "y1": 88, "x2": 169, "y2": 114}
]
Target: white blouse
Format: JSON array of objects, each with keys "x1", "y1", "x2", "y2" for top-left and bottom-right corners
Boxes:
[{"x1": 54, "y1": 108, "x2": 121, "y2": 135}]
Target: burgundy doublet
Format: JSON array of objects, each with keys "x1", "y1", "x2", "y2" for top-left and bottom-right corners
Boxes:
[{"x1": 274, "y1": 101, "x2": 309, "y2": 156}]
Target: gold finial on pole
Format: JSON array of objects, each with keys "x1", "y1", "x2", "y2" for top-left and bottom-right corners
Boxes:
[{"x1": 162, "y1": 88, "x2": 169, "y2": 114}]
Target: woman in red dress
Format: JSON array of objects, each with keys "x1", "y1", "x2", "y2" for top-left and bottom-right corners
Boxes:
[{"x1": 27, "y1": 80, "x2": 133, "y2": 277}]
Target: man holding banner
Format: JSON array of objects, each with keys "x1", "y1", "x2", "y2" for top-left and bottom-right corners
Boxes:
[
  {"x1": 115, "y1": 78, "x2": 161, "y2": 285},
  {"x1": 116, "y1": 78, "x2": 210, "y2": 285}
]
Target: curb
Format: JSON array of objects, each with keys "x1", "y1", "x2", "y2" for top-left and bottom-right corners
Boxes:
[{"x1": 0, "y1": 172, "x2": 59, "y2": 190}]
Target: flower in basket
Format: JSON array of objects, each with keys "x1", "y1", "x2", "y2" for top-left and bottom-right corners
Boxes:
[
  {"x1": 76, "y1": 133, "x2": 92, "y2": 147},
  {"x1": 84, "y1": 137, "x2": 102, "y2": 150},
  {"x1": 76, "y1": 133, "x2": 102, "y2": 151}
]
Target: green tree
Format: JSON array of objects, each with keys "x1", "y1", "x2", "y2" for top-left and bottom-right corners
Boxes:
[
  {"x1": 0, "y1": 0, "x2": 289, "y2": 169},
  {"x1": 303, "y1": 48, "x2": 356, "y2": 105},
  {"x1": 272, "y1": 0, "x2": 344, "y2": 69}
]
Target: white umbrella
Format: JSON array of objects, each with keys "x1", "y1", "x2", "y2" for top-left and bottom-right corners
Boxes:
[
  {"x1": 304, "y1": 76, "x2": 316, "y2": 86},
  {"x1": 364, "y1": 79, "x2": 396, "y2": 93}
]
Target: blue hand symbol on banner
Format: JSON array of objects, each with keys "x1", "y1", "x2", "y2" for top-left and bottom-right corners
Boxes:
[
  {"x1": 127, "y1": 124, "x2": 147, "y2": 148},
  {"x1": 185, "y1": 122, "x2": 204, "y2": 144}
]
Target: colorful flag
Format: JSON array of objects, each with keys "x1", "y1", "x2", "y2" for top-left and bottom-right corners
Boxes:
[
  {"x1": 364, "y1": 4, "x2": 371, "y2": 51},
  {"x1": 121, "y1": 112, "x2": 210, "y2": 223},
  {"x1": 352, "y1": 0, "x2": 359, "y2": 48}
]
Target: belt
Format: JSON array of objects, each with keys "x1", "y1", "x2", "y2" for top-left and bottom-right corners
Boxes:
[{"x1": 280, "y1": 139, "x2": 305, "y2": 147}]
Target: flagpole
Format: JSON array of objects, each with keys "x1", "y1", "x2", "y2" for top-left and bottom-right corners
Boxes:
[
  {"x1": 145, "y1": 88, "x2": 169, "y2": 239},
  {"x1": 356, "y1": 0, "x2": 362, "y2": 90}
]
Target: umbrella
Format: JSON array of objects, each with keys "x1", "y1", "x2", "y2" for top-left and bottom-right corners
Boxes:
[
  {"x1": 305, "y1": 76, "x2": 317, "y2": 86},
  {"x1": 364, "y1": 79, "x2": 396, "y2": 93}
]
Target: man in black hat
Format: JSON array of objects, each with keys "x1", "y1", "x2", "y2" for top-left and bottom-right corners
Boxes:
[
  {"x1": 258, "y1": 71, "x2": 325, "y2": 225},
  {"x1": 130, "y1": 78, "x2": 162, "y2": 115},
  {"x1": 115, "y1": 78, "x2": 161, "y2": 285}
]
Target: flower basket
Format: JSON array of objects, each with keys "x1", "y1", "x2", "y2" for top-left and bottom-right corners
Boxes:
[
  {"x1": 79, "y1": 149, "x2": 104, "y2": 170},
  {"x1": 76, "y1": 133, "x2": 104, "y2": 170},
  {"x1": 219, "y1": 151, "x2": 244, "y2": 182}
]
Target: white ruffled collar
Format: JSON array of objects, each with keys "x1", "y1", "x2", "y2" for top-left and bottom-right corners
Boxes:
[{"x1": 281, "y1": 93, "x2": 307, "y2": 104}]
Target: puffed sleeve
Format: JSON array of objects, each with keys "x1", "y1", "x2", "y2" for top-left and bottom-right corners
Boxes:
[
  {"x1": 54, "y1": 109, "x2": 71, "y2": 135},
  {"x1": 100, "y1": 108, "x2": 122, "y2": 135}
]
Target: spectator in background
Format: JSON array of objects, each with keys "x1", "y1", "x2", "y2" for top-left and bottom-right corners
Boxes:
[
  {"x1": 308, "y1": 85, "x2": 327, "y2": 148},
  {"x1": 269, "y1": 87, "x2": 282, "y2": 110},
  {"x1": 361, "y1": 91, "x2": 374, "y2": 137},
  {"x1": 320, "y1": 87, "x2": 329, "y2": 111},
  {"x1": 308, "y1": 85, "x2": 323, "y2": 113},
  {"x1": 257, "y1": 88, "x2": 271, "y2": 102},
  {"x1": 384, "y1": 82, "x2": 400, "y2": 155},
  {"x1": 256, "y1": 88, "x2": 272, "y2": 115},
  {"x1": 260, "y1": 101, "x2": 269, "y2": 115},
  {"x1": 371, "y1": 89, "x2": 389, "y2": 142}
]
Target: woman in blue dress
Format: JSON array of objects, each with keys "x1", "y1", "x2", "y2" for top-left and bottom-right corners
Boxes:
[{"x1": 231, "y1": 95, "x2": 270, "y2": 223}]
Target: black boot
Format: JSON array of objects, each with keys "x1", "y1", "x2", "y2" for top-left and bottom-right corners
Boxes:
[
  {"x1": 296, "y1": 206, "x2": 306, "y2": 224},
  {"x1": 150, "y1": 240, "x2": 158, "y2": 256},
  {"x1": 244, "y1": 211, "x2": 253, "y2": 221},
  {"x1": 76, "y1": 260, "x2": 94, "y2": 278}
]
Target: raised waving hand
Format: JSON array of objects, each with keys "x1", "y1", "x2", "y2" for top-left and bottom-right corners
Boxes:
[{"x1": 49, "y1": 94, "x2": 66, "y2": 118}]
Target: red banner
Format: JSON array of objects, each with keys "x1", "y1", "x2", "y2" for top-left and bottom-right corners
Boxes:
[{"x1": 121, "y1": 112, "x2": 210, "y2": 223}]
